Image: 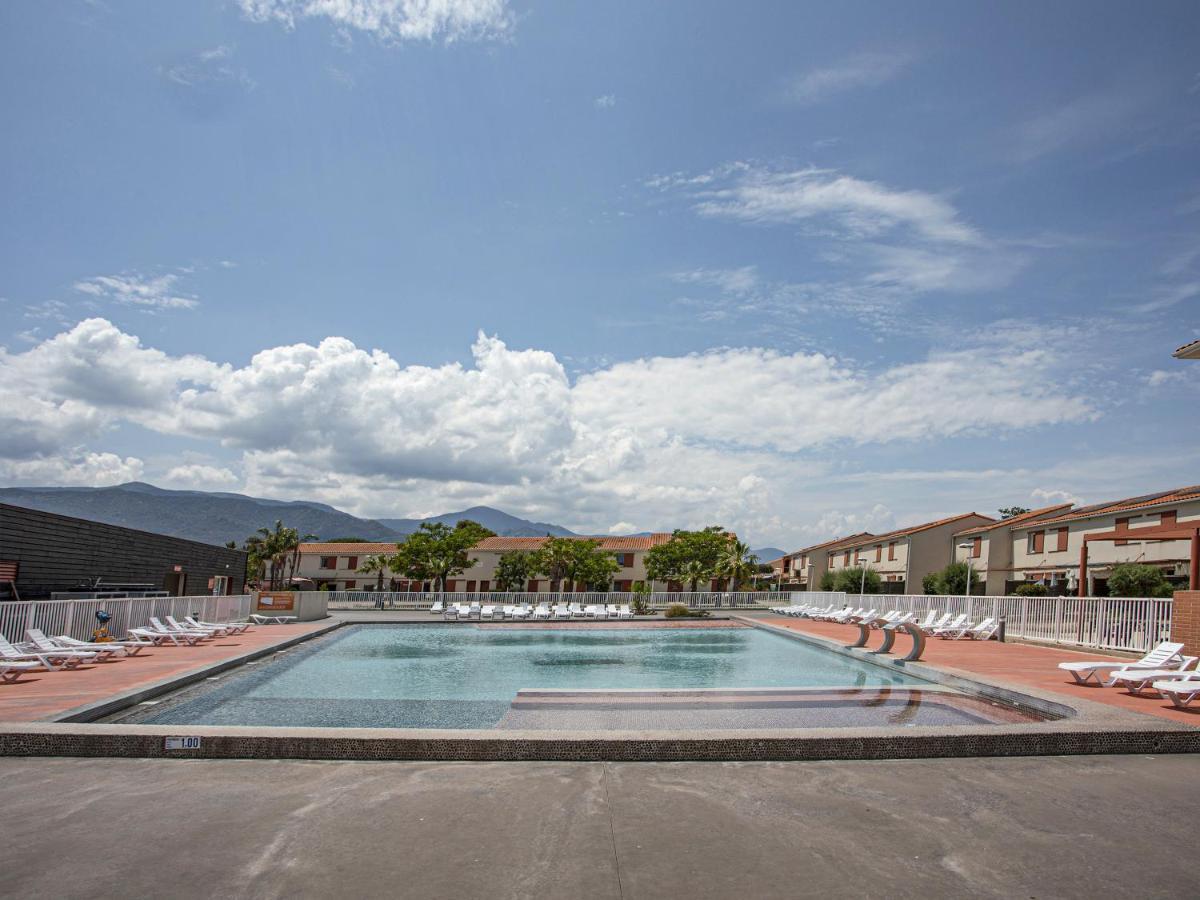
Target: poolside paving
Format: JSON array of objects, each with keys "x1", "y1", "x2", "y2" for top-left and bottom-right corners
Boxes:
[
  {"x1": 0, "y1": 621, "x2": 332, "y2": 722},
  {"x1": 1, "y1": 754, "x2": 1196, "y2": 899},
  {"x1": 752, "y1": 613, "x2": 1200, "y2": 726}
]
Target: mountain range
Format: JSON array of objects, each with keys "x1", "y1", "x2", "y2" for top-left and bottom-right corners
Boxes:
[{"x1": 0, "y1": 482, "x2": 780, "y2": 556}]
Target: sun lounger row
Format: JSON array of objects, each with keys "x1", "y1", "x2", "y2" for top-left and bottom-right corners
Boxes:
[
  {"x1": 1056, "y1": 641, "x2": 1200, "y2": 707},
  {"x1": 773, "y1": 604, "x2": 1001, "y2": 641},
  {"x1": 433, "y1": 601, "x2": 637, "y2": 620},
  {"x1": 1, "y1": 616, "x2": 257, "y2": 683}
]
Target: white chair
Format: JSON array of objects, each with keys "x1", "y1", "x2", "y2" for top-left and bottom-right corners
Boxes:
[
  {"x1": 931, "y1": 614, "x2": 968, "y2": 637},
  {"x1": 480, "y1": 605, "x2": 498, "y2": 620},
  {"x1": 618, "y1": 605, "x2": 634, "y2": 619},
  {"x1": 167, "y1": 616, "x2": 230, "y2": 637},
  {"x1": 511, "y1": 605, "x2": 531, "y2": 619},
  {"x1": 1, "y1": 635, "x2": 95, "y2": 670},
  {"x1": 553, "y1": 605, "x2": 572, "y2": 619},
  {"x1": 1108, "y1": 657, "x2": 1198, "y2": 695},
  {"x1": 248, "y1": 613, "x2": 298, "y2": 624},
  {"x1": 129, "y1": 626, "x2": 197, "y2": 646},
  {"x1": 1, "y1": 660, "x2": 41, "y2": 683},
  {"x1": 533, "y1": 605, "x2": 551, "y2": 620},
  {"x1": 1058, "y1": 641, "x2": 1188, "y2": 686},
  {"x1": 958, "y1": 617, "x2": 999, "y2": 641},
  {"x1": 54, "y1": 634, "x2": 153, "y2": 656},
  {"x1": 150, "y1": 617, "x2": 212, "y2": 639},
  {"x1": 912, "y1": 610, "x2": 940, "y2": 631},
  {"x1": 185, "y1": 616, "x2": 250, "y2": 634},
  {"x1": 26, "y1": 628, "x2": 126, "y2": 660},
  {"x1": 429, "y1": 601, "x2": 444, "y2": 614},
  {"x1": 1151, "y1": 673, "x2": 1200, "y2": 708}
]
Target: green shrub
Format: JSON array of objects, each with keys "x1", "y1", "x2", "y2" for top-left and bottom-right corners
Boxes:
[
  {"x1": 1012, "y1": 582, "x2": 1049, "y2": 597},
  {"x1": 921, "y1": 572, "x2": 941, "y2": 594},
  {"x1": 663, "y1": 602, "x2": 709, "y2": 618},
  {"x1": 818, "y1": 570, "x2": 837, "y2": 592},
  {"x1": 1108, "y1": 563, "x2": 1176, "y2": 598},
  {"x1": 923, "y1": 562, "x2": 982, "y2": 595},
  {"x1": 833, "y1": 566, "x2": 882, "y2": 594}
]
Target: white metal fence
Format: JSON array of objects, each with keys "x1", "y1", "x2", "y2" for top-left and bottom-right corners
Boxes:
[
  {"x1": 803, "y1": 593, "x2": 1172, "y2": 653},
  {"x1": 325, "y1": 590, "x2": 794, "y2": 611},
  {"x1": 0, "y1": 594, "x2": 253, "y2": 643}
]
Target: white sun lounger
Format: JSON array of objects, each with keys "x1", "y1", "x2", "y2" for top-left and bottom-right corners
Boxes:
[
  {"x1": 949, "y1": 617, "x2": 999, "y2": 641},
  {"x1": 930, "y1": 614, "x2": 969, "y2": 637},
  {"x1": 618, "y1": 605, "x2": 634, "y2": 619},
  {"x1": 553, "y1": 605, "x2": 572, "y2": 619},
  {"x1": 54, "y1": 634, "x2": 153, "y2": 656},
  {"x1": 167, "y1": 616, "x2": 229, "y2": 637},
  {"x1": 1, "y1": 635, "x2": 96, "y2": 670},
  {"x1": 1058, "y1": 641, "x2": 1188, "y2": 686},
  {"x1": 1, "y1": 660, "x2": 42, "y2": 683},
  {"x1": 1107, "y1": 657, "x2": 1198, "y2": 695},
  {"x1": 480, "y1": 605, "x2": 498, "y2": 620},
  {"x1": 532, "y1": 605, "x2": 551, "y2": 619},
  {"x1": 912, "y1": 610, "x2": 940, "y2": 630},
  {"x1": 1151, "y1": 673, "x2": 1200, "y2": 708},
  {"x1": 150, "y1": 617, "x2": 213, "y2": 639},
  {"x1": 248, "y1": 613, "x2": 299, "y2": 625},
  {"x1": 186, "y1": 616, "x2": 251, "y2": 634},
  {"x1": 429, "y1": 601, "x2": 444, "y2": 614},
  {"x1": 26, "y1": 628, "x2": 126, "y2": 660}
]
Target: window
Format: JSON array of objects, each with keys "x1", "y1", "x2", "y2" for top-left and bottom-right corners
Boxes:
[
  {"x1": 875, "y1": 544, "x2": 882, "y2": 562},
  {"x1": 800, "y1": 555, "x2": 807, "y2": 568},
  {"x1": 1054, "y1": 527, "x2": 1068, "y2": 552},
  {"x1": 445, "y1": 580, "x2": 457, "y2": 592},
  {"x1": 843, "y1": 550, "x2": 851, "y2": 566},
  {"x1": 617, "y1": 552, "x2": 633, "y2": 567},
  {"x1": 344, "y1": 580, "x2": 356, "y2": 590},
  {"x1": 972, "y1": 536, "x2": 982, "y2": 558},
  {"x1": 479, "y1": 580, "x2": 490, "y2": 592},
  {"x1": 1027, "y1": 531, "x2": 1045, "y2": 554},
  {"x1": 888, "y1": 542, "x2": 896, "y2": 561},
  {"x1": 319, "y1": 556, "x2": 336, "y2": 569},
  {"x1": 527, "y1": 579, "x2": 540, "y2": 592},
  {"x1": 344, "y1": 556, "x2": 358, "y2": 570},
  {"x1": 1161, "y1": 510, "x2": 1177, "y2": 527}
]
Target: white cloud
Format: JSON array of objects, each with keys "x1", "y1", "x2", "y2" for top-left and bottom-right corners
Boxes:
[
  {"x1": 691, "y1": 165, "x2": 980, "y2": 244},
  {"x1": 594, "y1": 94, "x2": 617, "y2": 109},
  {"x1": 74, "y1": 272, "x2": 199, "y2": 311},
  {"x1": 785, "y1": 51, "x2": 914, "y2": 105},
  {"x1": 1014, "y1": 86, "x2": 1155, "y2": 163},
  {"x1": 1031, "y1": 487, "x2": 1083, "y2": 506},
  {"x1": 238, "y1": 0, "x2": 514, "y2": 43},
  {"x1": 162, "y1": 463, "x2": 241, "y2": 491},
  {"x1": 1145, "y1": 369, "x2": 1188, "y2": 387},
  {"x1": 672, "y1": 266, "x2": 759, "y2": 296},
  {"x1": 0, "y1": 319, "x2": 1104, "y2": 546},
  {"x1": 0, "y1": 451, "x2": 144, "y2": 487},
  {"x1": 160, "y1": 45, "x2": 255, "y2": 93}
]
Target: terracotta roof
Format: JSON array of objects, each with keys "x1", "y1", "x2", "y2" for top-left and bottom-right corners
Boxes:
[
  {"x1": 1013, "y1": 485, "x2": 1200, "y2": 531},
  {"x1": 1173, "y1": 339, "x2": 1200, "y2": 359},
  {"x1": 299, "y1": 543, "x2": 398, "y2": 554},
  {"x1": 838, "y1": 513, "x2": 995, "y2": 548},
  {"x1": 473, "y1": 534, "x2": 675, "y2": 552},
  {"x1": 779, "y1": 532, "x2": 877, "y2": 561},
  {"x1": 953, "y1": 504, "x2": 1074, "y2": 537}
]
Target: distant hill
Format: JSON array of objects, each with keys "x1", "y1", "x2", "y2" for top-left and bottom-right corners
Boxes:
[
  {"x1": 753, "y1": 547, "x2": 786, "y2": 561},
  {"x1": 0, "y1": 482, "x2": 580, "y2": 547},
  {"x1": 378, "y1": 506, "x2": 577, "y2": 538}
]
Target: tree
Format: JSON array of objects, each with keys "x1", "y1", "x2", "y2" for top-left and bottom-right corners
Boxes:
[
  {"x1": 494, "y1": 550, "x2": 544, "y2": 591},
  {"x1": 390, "y1": 520, "x2": 496, "y2": 592},
  {"x1": 538, "y1": 537, "x2": 619, "y2": 591},
  {"x1": 1012, "y1": 582, "x2": 1049, "y2": 596},
  {"x1": 924, "y1": 562, "x2": 982, "y2": 595},
  {"x1": 998, "y1": 506, "x2": 1031, "y2": 519},
  {"x1": 718, "y1": 539, "x2": 759, "y2": 591},
  {"x1": 819, "y1": 570, "x2": 837, "y2": 592},
  {"x1": 1108, "y1": 563, "x2": 1176, "y2": 598},
  {"x1": 243, "y1": 520, "x2": 315, "y2": 590},
  {"x1": 833, "y1": 566, "x2": 882, "y2": 595},
  {"x1": 357, "y1": 554, "x2": 392, "y2": 591},
  {"x1": 644, "y1": 526, "x2": 730, "y2": 590},
  {"x1": 325, "y1": 536, "x2": 369, "y2": 543}
]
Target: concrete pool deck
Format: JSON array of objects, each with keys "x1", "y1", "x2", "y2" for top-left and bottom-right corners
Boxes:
[
  {"x1": 745, "y1": 612, "x2": 1200, "y2": 726},
  {"x1": 2, "y1": 754, "x2": 1197, "y2": 899}
]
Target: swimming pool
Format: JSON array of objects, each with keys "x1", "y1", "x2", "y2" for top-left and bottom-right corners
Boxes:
[{"x1": 119, "y1": 624, "x2": 1044, "y2": 729}]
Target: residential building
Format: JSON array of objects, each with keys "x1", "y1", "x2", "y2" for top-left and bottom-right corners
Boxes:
[
  {"x1": 951, "y1": 504, "x2": 1074, "y2": 595},
  {"x1": 294, "y1": 533, "x2": 716, "y2": 592},
  {"x1": 1007, "y1": 486, "x2": 1200, "y2": 595},
  {"x1": 0, "y1": 503, "x2": 247, "y2": 600},
  {"x1": 828, "y1": 513, "x2": 996, "y2": 594},
  {"x1": 771, "y1": 533, "x2": 874, "y2": 590}
]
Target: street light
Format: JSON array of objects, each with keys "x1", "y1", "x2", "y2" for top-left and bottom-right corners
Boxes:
[
  {"x1": 957, "y1": 542, "x2": 975, "y2": 598},
  {"x1": 856, "y1": 555, "x2": 870, "y2": 595}
]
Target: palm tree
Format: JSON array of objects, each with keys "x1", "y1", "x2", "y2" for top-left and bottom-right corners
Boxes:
[
  {"x1": 681, "y1": 558, "x2": 711, "y2": 593},
  {"x1": 719, "y1": 540, "x2": 759, "y2": 592},
  {"x1": 357, "y1": 554, "x2": 391, "y2": 592}
]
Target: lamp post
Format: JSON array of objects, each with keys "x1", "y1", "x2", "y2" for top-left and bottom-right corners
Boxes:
[
  {"x1": 957, "y1": 542, "x2": 975, "y2": 598},
  {"x1": 856, "y1": 555, "x2": 869, "y2": 595}
]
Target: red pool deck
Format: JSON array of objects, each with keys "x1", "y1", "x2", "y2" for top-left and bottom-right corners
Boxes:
[
  {"x1": 0, "y1": 621, "x2": 331, "y2": 723},
  {"x1": 758, "y1": 615, "x2": 1200, "y2": 726}
]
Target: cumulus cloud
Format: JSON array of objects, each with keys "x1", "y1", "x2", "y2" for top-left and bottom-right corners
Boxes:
[
  {"x1": 162, "y1": 464, "x2": 241, "y2": 491},
  {"x1": 238, "y1": 0, "x2": 514, "y2": 43},
  {"x1": 0, "y1": 451, "x2": 144, "y2": 487},
  {"x1": 785, "y1": 51, "x2": 915, "y2": 105},
  {"x1": 0, "y1": 319, "x2": 1103, "y2": 544},
  {"x1": 74, "y1": 273, "x2": 199, "y2": 310},
  {"x1": 594, "y1": 94, "x2": 617, "y2": 109},
  {"x1": 1031, "y1": 487, "x2": 1083, "y2": 506}
]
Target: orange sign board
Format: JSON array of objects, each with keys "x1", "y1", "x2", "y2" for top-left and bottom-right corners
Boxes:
[{"x1": 257, "y1": 591, "x2": 296, "y2": 611}]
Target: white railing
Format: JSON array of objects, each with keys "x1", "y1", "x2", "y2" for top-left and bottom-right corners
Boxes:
[
  {"x1": 769, "y1": 591, "x2": 847, "y2": 608},
  {"x1": 838, "y1": 593, "x2": 1173, "y2": 653},
  {"x1": 0, "y1": 594, "x2": 253, "y2": 643},
  {"x1": 324, "y1": 590, "x2": 794, "y2": 611}
]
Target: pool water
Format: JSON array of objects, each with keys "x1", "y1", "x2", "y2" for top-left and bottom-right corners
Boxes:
[{"x1": 122, "y1": 625, "x2": 1034, "y2": 729}]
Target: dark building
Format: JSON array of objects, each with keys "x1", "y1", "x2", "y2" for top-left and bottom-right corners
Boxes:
[{"x1": 0, "y1": 503, "x2": 247, "y2": 600}]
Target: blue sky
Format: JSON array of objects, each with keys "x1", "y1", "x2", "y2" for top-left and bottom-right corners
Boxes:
[{"x1": 1, "y1": 0, "x2": 1197, "y2": 549}]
